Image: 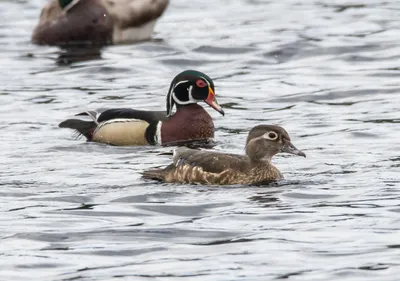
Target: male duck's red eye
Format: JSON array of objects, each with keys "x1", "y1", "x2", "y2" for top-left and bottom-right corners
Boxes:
[{"x1": 196, "y1": 79, "x2": 207, "y2": 88}]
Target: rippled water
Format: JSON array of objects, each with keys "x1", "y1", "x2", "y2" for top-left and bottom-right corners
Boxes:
[{"x1": 1, "y1": 0, "x2": 400, "y2": 280}]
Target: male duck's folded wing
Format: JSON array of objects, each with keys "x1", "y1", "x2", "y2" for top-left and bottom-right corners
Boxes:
[
  {"x1": 96, "y1": 108, "x2": 167, "y2": 123},
  {"x1": 59, "y1": 108, "x2": 167, "y2": 139}
]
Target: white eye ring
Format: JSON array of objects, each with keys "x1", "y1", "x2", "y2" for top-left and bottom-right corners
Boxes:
[{"x1": 263, "y1": 131, "x2": 278, "y2": 140}]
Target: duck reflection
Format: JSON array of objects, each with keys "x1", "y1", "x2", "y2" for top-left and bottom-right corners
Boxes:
[
  {"x1": 248, "y1": 189, "x2": 281, "y2": 208},
  {"x1": 56, "y1": 46, "x2": 102, "y2": 65}
]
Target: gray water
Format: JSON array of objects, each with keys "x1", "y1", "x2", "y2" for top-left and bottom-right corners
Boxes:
[{"x1": 1, "y1": 0, "x2": 400, "y2": 280}]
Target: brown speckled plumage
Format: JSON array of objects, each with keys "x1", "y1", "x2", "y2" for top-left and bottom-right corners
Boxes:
[{"x1": 142, "y1": 125, "x2": 306, "y2": 185}]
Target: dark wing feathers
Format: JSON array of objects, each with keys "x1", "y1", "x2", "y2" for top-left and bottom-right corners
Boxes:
[
  {"x1": 97, "y1": 108, "x2": 167, "y2": 123},
  {"x1": 173, "y1": 147, "x2": 247, "y2": 174},
  {"x1": 58, "y1": 119, "x2": 95, "y2": 139},
  {"x1": 59, "y1": 108, "x2": 167, "y2": 140}
]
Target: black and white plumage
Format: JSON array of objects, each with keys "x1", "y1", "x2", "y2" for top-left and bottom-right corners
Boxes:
[{"x1": 59, "y1": 70, "x2": 225, "y2": 146}]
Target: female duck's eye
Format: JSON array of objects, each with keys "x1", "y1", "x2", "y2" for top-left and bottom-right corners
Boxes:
[
  {"x1": 196, "y1": 79, "x2": 207, "y2": 88},
  {"x1": 265, "y1": 131, "x2": 278, "y2": 140}
]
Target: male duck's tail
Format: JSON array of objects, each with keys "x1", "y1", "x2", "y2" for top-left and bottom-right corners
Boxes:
[
  {"x1": 59, "y1": 119, "x2": 96, "y2": 140},
  {"x1": 59, "y1": 110, "x2": 100, "y2": 140}
]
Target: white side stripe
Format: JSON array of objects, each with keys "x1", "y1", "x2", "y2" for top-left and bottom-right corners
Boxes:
[{"x1": 154, "y1": 121, "x2": 163, "y2": 145}]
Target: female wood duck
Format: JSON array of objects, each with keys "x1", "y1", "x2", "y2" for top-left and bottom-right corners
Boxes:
[
  {"x1": 32, "y1": 0, "x2": 169, "y2": 45},
  {"x1": 59, "y1": 70, "x2": 225, "y2": 146},
  {"x1": 142, "y1": 125, "x2": 306, "y2": 185}
]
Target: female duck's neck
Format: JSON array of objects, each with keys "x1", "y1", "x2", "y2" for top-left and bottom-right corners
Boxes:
[{"x1": 245, "y1": 147, "x2": 274, "y2": 164}]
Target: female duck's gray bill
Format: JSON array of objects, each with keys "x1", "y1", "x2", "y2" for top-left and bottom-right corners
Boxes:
[
  {"x1": 205, "y1": 87, "x2": 225, "y2": 116},
  {"x1": 282, "y1": 142, "x2": 306, "y2": 157}
]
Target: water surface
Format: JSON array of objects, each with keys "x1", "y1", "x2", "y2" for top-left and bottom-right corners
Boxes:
[{"x1": 1, "y1": 0, "x2": 400, "y2": 280}]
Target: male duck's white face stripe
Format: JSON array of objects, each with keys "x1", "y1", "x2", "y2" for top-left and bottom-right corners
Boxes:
[
  {"x1": 168, "y1": 77, "x2": 212, "y2": 112},
  {"x1": 172, "y1": 85, "x2": 198, "y2": 105},
  {"x1": 174, "y1": 80, "x2": 189, "y2": 87},
  {"x1": 168, "y1": 80, "x2": 189, "y2": 113},
  {"x1": 199, "y1": 76, "x2": 211, "y2": 87}
]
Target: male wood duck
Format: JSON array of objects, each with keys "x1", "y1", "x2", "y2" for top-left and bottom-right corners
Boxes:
[
  {"x1": 142, "y1": 125, "x2": 306, "y2": 185},
  {"x1": 59, "y1": 70, "x2": 225, "y2": 146},
  {"x1": 32, "y1": 0, "x2": 169, "y2": 45}
]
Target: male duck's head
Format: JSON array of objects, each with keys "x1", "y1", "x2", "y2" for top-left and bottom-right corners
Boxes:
[
  {"x1": 245, "y1": 125, "x2": 306, "y2": 161},
  {"x1": 166, "y1": 70, "x2": 225, "y2": 117}
]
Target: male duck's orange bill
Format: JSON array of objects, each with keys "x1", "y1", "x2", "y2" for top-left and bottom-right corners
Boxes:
[{"x1": 205, "y1": 87, "x2": 225, "y2": 116}]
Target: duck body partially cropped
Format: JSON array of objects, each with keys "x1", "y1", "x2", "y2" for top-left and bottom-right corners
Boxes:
[
  {"x1": 59, "y1": 70, "x2": 224, "y2": 146},
  {"x1": 142, "y1": 125, "x2": 306, "y2": 185},
  {"x1": 32, "y1": 0, "x2": 169, "y2": 46}
]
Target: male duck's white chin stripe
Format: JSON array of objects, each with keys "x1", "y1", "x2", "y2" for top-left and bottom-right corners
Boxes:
[
  {"x1": 172, "y1": 87, "x2": 198, "y2": 105},
  {"x1": 154, "y1": 121, "x2": 163, "y2": 145}
]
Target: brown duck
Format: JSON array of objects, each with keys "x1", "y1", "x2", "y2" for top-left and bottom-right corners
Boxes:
[
  {"x1": 32, "y1": 0, "x2": 169, "y2": 46},
  {"x1": 142, "y1": 125, "x2": 306, "y2": 185},
  {"x1": 59, "y1": 70, "x2": 225, "y2": 146}
]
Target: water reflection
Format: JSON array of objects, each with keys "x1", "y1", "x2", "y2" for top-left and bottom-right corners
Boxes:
[
  {"x1": 2, "y1": 0, "x2": 400, "y2": 280},
  {"x1": 56, "y1": 47, "x2": 102, "y2": 65},
  {"x1": 248, "y1": 191, "x2": 280, "y2": 207}
]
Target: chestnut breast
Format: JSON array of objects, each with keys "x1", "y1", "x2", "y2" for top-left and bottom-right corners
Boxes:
[{"x1": 160, "y1": 104, "x2": 214, "y2": 145}]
